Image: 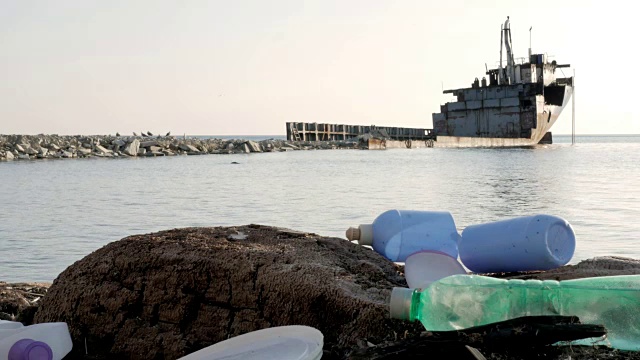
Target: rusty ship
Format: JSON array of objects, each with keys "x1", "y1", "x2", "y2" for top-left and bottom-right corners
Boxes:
[
  {"x1": 285, "y1": 17, "x2": 574, "y2": 149},
  {"x1": 431, "y1": 17, "x2": 574, "y2": 147}
]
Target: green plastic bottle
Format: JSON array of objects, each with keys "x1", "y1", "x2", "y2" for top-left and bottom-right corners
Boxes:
[{"x1": 390, "y1": 274, "x2": 640, "y2": 350}]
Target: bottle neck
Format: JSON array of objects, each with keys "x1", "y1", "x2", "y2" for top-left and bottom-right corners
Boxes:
[
  {"x1": 409, "y1": 289, "x2": 423, "y2": 322},
  {"x1": 357, "y1": 224, "x2": 373, "y2": 246}
]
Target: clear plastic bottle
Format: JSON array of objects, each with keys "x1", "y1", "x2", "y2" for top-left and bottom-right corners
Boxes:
[
  {"x1": 345, "y1": 210, "x2": 460, "y2": 262},
  {"x1": 390, "y1": 274, "x2": 640, "y2": 350}
]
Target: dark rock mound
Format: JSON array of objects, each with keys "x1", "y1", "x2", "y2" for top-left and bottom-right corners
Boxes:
[{"x1": 33, "y1": 225, "x2": 419, "y2": 359}]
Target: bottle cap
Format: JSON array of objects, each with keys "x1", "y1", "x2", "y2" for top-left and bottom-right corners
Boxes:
[
  {"x1": 9, "y1": 338, "x2": 53, "y2": 360},
  {"x1": 345, "y1": 227, "x2": 360, "y2": 241},
  {"x1": 389, "y1": 287, "x2": 414, "y2": 320},
  {"x1": 345, "y1": 224, "x2": 373, "y2": 246},
  {"x1": 404, "y1": 251, "x2": 467, "y2": 288}
]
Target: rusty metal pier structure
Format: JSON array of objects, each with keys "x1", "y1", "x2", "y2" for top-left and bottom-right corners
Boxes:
[{"x1": 286, "y1": 122, "x2": 434, "y2": 142}]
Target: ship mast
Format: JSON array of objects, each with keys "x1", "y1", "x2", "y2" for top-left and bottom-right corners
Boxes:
[
  {"x1": 503, "y1": 16, "x2": 515, "y2": 84},
  {"x1": 499, "y1": 23, "x2": 504, "y2": 85}
]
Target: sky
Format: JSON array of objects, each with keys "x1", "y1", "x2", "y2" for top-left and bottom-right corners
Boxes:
[{"x1": 1, "y1": 0, "x2": 638, "y2": 136}]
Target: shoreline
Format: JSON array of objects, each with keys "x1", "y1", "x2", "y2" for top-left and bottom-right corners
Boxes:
[
  {"x1": 3, "y1": 255, "x2": 640, "y2": 325},
  {"x1": 0, "y1": 134, "x2": 360, "y2": 161},
  {"x1": 3, "y1": 223, "x2": 640, "y2": 359}
]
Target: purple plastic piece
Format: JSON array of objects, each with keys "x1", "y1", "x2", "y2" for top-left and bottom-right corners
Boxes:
[{"x1": 8, "y1": 338, "x2": 53, "y2": 360}]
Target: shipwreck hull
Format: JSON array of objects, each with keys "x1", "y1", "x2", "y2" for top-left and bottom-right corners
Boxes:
[
  {"x1": 434, "y1": 136, "x2": 542, "y2": 148},
  {"x1": 432, "y1": 83, "x2": 572, "y2": 148}
]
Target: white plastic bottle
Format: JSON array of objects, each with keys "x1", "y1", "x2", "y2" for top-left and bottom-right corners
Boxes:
[
  {"x1": 458, "y1": 214, "x2": 576, "y2": 273},
  {"x1": 0, "y1": 321, "x2": 24, "y2": 330},
  {"x1": 0, "y1": 322, "x2": 73, "y2": 360},
  {"x1": 345, "y1": 210, "x2": 460, "y2": 262},
  {"x1": 177, "y1": 325, "x2": 323, "y2": 360}
]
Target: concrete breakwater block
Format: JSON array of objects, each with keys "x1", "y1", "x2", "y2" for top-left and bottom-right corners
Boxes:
[
  {"x1": 33, "y1": 225, "x2": 419, "y2": 359},
  {"x1": 0, "y1": 134, "x2": 360, "y2": 161}
]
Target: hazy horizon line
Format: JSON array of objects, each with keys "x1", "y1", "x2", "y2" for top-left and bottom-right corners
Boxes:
[{"x1": 2, "y1": 133, "x2": 640, "y2": 137}]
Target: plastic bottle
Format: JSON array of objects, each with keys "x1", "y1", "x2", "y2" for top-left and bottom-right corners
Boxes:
[
  {"x1": 0, "y1": 322, "x2": 73, "y2": 360},
  {"x1": 345, "y1": 210, "x2": 460, "y2": 262},
  {"x1": 458, "y1": 214, "x2": 576, "y2": 273},
  {"x1": 0, "y1": 321, "x2": 24, "y2": 330},
  {"x1": 177, "y1": 325, "x2": 323, "y2": 360},
  {"x1": 390, "y1": 274, "x2": 640, "y2": 350}
]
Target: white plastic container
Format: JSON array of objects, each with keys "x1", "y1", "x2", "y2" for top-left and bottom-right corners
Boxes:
[
  {"x1": 345, "y1": 210, "x2": 460, "y2": 262},
  {"x1": 177, "y1": 325, "x2": 323, "y2": 360},
  {"x1": 0, "y1": 322, "x2": 73, "y2": 360},
  {"x1": 459, "y1": 214, "x2": 576, "y2": 273},
  {"x1": 404, "y1": 250, "x2": 467, "y2": 288},
  {"x1": 0, "y1": 320, "x2": 25, "y2": 330}
]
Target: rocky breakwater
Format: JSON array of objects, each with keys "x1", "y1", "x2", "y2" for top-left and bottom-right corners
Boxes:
[{"x1": 0, "y1": 134, "x2": 358, "y2": 161}]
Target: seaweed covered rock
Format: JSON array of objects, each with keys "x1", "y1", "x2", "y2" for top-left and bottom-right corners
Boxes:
[
  {"x1": 33, "y1": 225, "x2": 419, "y2": 359},
  {"x1": 0, "y1": 282, "x2": 49, "y2": 324}
]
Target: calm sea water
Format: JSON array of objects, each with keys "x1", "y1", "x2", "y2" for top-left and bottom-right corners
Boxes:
[{"x1": 1, "y1": 135, "x2": 639, "y2": 282}]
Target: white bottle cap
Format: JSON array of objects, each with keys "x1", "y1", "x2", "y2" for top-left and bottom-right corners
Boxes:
[
  {"x1": 389, "y1": 287, "x2": 414, "y2": 321},
  {"x1": 404, "y1": 251, "x2": 467, "y2": 289},
  {"x1": 345, "y1": 224, "x2": 373, "y2": 246}
]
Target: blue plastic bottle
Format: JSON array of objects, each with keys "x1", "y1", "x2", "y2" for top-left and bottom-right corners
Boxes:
[
  {"x1": 345, "y1": 210, "x2": 460, "y2": 262},
  {"x1": 459, "y1": 214, "x2": 576, "y2": 272}
]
